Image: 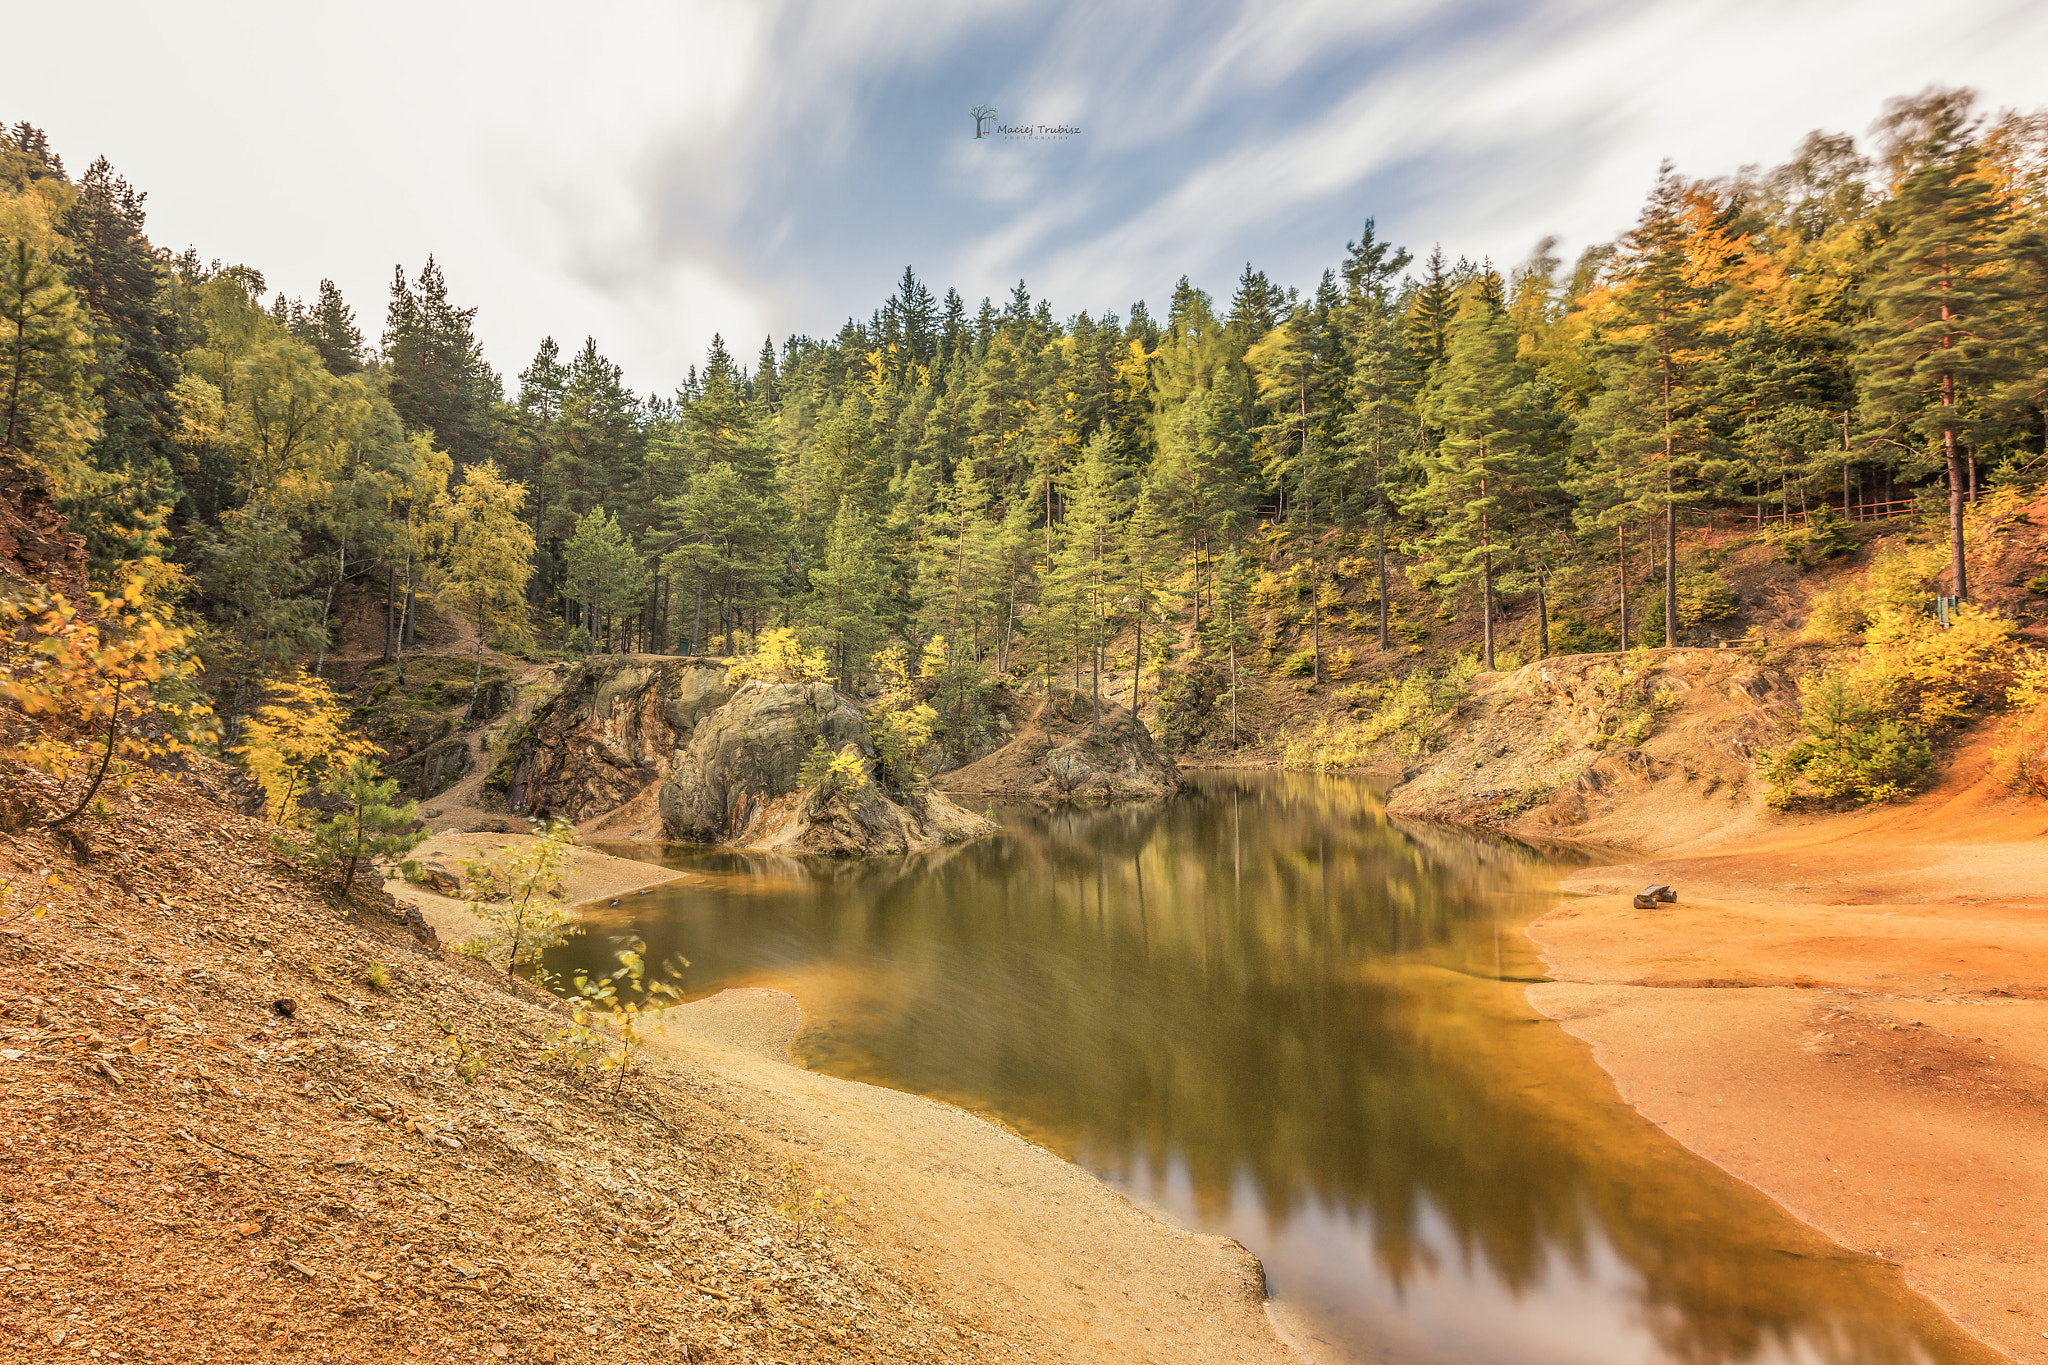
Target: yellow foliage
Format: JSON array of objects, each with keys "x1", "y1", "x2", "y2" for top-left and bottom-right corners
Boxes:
[
  {"x1": 1991, "y1": 652, "x2": 2048, "y2": 799},
  {"x1": 726, "y1": 627, "x2": 831, "y2": 685},
  {"x1": 1858, "y1": 604, "x2": 2016, "y2": 729},
  {"x1": 233, "y1": 670, "x2": 378, "y2": 825},
  {"x1": 0, "y1": 579, "x2": 214, "y2": 823},
  {"x1": 461, "y1": 818, "x2": 579, "y2": 978}
]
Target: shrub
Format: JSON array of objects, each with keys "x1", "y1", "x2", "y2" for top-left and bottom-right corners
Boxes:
[
  {"x1": 1991, "y1": 652, "x2": 2048, "y2": 797},
  {"x1": 1776, "y1": 508, "x2": 1856, "y2": 567},
  {"x1": 1548, "y1": 614, "x2": 1619, "y2": 656},
  {"x1": 1281, "y1": 650, "x2": 1318, "y2": 678},
  {"x1": 797, "y1": 739, "x2": 868, "y2": 796},
  {"x1": 545, "y1": 941, "x2": 686, "y2": 1099},
  {"x1": 726, "y1": 627, "x2": 831, "y2": 685},
  {"x1": 1767, "y1": 604, "x2": 2016, "y2": 808},
  {"x1": 279, "y1": 758, "x2": 429, "y2": 893},
  {"x1": 1637, "y1": 568, "x2": 1739, "y2": 645},
  {"x1": 0, "y1": 577, "x2": 215, "y2": 831},
  {"x1": 1803, "y1": 581, "x2": 1871, "y2": 643},
  {"x1": 1764, "y1": 669, "x2": 1932, "y2": 807},
  {"x1": 1281, "y1": 665, "x2": 1470, "y2": 769},
  {"x1": 460, "y1": 818, "x2": 579, "y2": 979}
]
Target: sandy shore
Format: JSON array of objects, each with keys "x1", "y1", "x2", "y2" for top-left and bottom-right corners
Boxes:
[
  {"x1": 1528, "y1": 733, "x2": 2048, "y2": 1364},
  {"x1": 387, "y1": 831, "x2": 693, "y2": 944},
  {"x1": 652, "y1": 988, "x2": 1294, "y2": 1365}
]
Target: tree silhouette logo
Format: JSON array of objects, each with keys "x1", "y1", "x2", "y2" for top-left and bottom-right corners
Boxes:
[{"x1": 971, "y1": 104, "x2": 998, "y2": 139}]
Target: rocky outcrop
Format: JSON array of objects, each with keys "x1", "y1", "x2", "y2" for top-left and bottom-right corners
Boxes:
[
  {"x1": 506, "y1": 655, "x2": 994, "y2": 854},
  {"x1": 659, "y1": 681, "x2": 871, "y2": 841},
  {"x1": 391, "y1": 733, "x2": 473, "y2": 799},
  {"x1": 502, "y1": 656, "x2": 734, "y2": 823},
  {"x1": 1383, "y1": 647, "x2": 1801, "y2": 852},
  {"x1": 939, "y1": 688, "x2": 1182, "y2": 801}
]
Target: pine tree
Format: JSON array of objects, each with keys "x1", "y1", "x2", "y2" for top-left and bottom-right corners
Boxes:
[
  {"x1": 1409, "y1": 302, "x2": 1551, "y2": 670},
  {"x1": 305, "y1": 279, "x2": 364, "y2": 375},
  {"x1": 0, "y1": 239, "x2": 95, "y2": 463},
  {"x1": 1040, "y1": 430, "x2": 1124, "y2": 726},
  {"x1": 61, "y1": 157, "x2": 182, "y2": 576},
  {"x1": 1403, "y1": 246, "x2": 1457, "y2": 376},
  {"x1": 383, "y1": 257, "x2": 499, "y2": 464},
  {"x1": 1588, "y1": 166, "x2": 1744, "y2": 646},
  {"x1": 801, "y1": 500, "x2": 887, "y2": 688},
  {"x1": 1856, "y1": 91, "x2": 2043, "y2": 600}
]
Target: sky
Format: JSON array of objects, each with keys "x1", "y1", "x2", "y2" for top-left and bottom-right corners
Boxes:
[{"x1": 12, "y1": 0, "x2": 2048, "y2": 395}]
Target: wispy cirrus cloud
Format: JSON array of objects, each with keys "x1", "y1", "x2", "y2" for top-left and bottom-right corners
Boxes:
[{"x1": 9, "y1": 0, "x2": 2048, "y2": 391}]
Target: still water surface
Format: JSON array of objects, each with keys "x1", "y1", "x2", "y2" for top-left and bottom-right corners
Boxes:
[{"x1": 555, "y1": 771, "x2": 1995, "y2": 1365}]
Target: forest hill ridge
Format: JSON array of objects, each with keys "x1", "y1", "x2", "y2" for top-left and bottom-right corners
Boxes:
[{"x1": 1, "y1": 88, "x2": 2045, "y2": 778}]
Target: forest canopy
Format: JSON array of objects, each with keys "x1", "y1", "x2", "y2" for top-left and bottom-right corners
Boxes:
[{"x1": 3, "y1": 87, "x2": 2047, "y2": 762}]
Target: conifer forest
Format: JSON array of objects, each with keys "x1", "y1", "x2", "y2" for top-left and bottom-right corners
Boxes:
[{"x1": 5, "y1": 88, "x2": 2048, "y2": 767}]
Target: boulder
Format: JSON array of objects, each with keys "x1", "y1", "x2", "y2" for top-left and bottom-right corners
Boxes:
[
  {"x1": 415, "y1": 859, "x2": 462, "y2": 896},
  {"x1": 940, "y1": 689, "x2": 1182, "y2": 801},
  {"x1": 510, "y1": 658, "x2": 992, "y2": 854},
  {"x1": 661, "y1": 681, "x2": 872, "y2": 841},
  {"x1": 503, "y1": 656, "x2": 734, "y2": 822}
]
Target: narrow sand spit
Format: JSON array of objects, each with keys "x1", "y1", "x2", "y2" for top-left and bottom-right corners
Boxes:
[
  {"x1": 1529, "y1": 731, "x2": 2048, "y2": 1364},
  {"x1": 655, "y1": 988, "x2": 1295, "y2": 1365},
  {"x1": 388, "y1": 831, "x2": 692, "y2": 943}
]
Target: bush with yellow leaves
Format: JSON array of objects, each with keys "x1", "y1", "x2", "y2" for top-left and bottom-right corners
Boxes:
[
  {"x1": 724, "y1": 626, "x2": 831, "y2": 685},
  {"x1": 1768, "y1": 603, "x2": 2018, "y2": 808},
  {"x1": 233, "y1": 669, "x2": 378, "y2": 825},
  {"x1": 0, "y1": 576, "x2": 214, "y2": 831},
  {"x1": 1991, "y1": 652, "x2": 2048, "y2": 799}
]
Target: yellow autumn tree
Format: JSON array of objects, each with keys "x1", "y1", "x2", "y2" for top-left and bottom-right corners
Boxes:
[
  {"x1": 435, "y1": 460, "x2": 534, "y2": 717},
  {"x1": 725, "y1": 626, "x2": 831, "y2": 685},
  {"x1": 0, "y1": 574, "x2": 215, "y2": 831},
  {"x1": 233, "y1": 669, "x2": 377, "y2": 825}
]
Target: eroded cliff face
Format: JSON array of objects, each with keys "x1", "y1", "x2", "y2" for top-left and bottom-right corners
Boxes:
[
  {"x1": 503, "y1": 656, "x2": 993, "y2": 853},
  {"x1": 940, "y1": 688, "x2": 1182, "y2": 801},
  {"x1": 1383, "y1": 648, "x2": 1799, "y2": 853},
  {"x1": 502, "y1": 656, "x2": 733, "y2": 823}
]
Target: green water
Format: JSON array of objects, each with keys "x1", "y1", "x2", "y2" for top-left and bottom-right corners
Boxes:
[{"x1": 550, "y1": 770, "x2": 1997, "y2": 1365}]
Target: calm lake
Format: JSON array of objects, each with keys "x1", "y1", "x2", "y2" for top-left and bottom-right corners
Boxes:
[{"x1": 553, "y1": 770, "x2": 1995, "y2": 1365}]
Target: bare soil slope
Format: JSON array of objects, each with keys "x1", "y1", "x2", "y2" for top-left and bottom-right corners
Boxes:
[
  {"x1": 1529, "y1": 729, "x2": 2048, "y2": 1365},
  {"x1": 0, "y1": 774, "x2": 1288, "y2": 1364},
  {"x1": 1385, "y1": 646, "x2": 1801, "y2": 850}
]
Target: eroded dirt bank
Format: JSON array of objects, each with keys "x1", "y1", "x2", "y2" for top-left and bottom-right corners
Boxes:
[
  {"x1": 0, "y1": 778, "x2": 1289, "y2": 1364},
  {"x1": 1529, "y1": 732, "x2": 2048, "y2": 1365}
]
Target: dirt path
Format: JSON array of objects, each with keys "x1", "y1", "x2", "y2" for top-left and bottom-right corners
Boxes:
[
  {"x1": 1529, "y1": 730, "x2": 2048, "y2": 1364},
  {"x1": 654, "y1": 989, "x2": 1293, "y2": 1365}
]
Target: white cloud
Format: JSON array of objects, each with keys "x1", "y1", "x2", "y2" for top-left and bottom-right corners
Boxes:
[{"x1": 9, "y1": 0, "x2": 2048, "y2": 391}]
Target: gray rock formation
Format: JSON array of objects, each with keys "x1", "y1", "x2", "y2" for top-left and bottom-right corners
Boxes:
[
  {"x1": 504, "y1": 656, "x2": 993, "y2": 853},
  {"x1": 939, "y1": 688, "x2": 1182, "y2": 800}
]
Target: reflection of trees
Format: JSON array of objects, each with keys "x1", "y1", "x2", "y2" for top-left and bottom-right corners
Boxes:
[{"x1": 562, "y1": 775, "x2": 1979, "y2": 1365}]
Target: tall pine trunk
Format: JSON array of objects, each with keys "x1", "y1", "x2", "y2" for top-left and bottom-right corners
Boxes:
[{"x1": 1375, "y1": 520, "x2": 1389, "y2": 652}]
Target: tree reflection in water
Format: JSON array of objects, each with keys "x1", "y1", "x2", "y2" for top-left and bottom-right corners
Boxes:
[{"x1": 556, "y1": 771, "x2": 1994, "y2": 1365}]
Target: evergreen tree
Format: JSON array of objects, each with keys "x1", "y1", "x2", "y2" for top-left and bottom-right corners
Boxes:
[
  {"x1": 1587, "y1": 166, "x2": 1743, "y2": 646},
  {"x1": 1409, "y1": 303, "x2": 1552, "y2": 670},
  {"x1": 384, "y1": 257, "x2": 498, "y2": 464},
  {"x1": 0, "y1": 239, "x2": 95, "y2": 464},
  {"x1": 303, "y1": 279, "x2": 363, "y2": 375},
  {"x1": 801, "y1": 499, "x2": 887, "y2": 689},
  {"x1": 1856, "y1": 91, "x2": 2044, "y2": 599}
]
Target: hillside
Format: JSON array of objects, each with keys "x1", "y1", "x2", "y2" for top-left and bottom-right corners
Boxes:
[{"x1": 0, "y1": 767, "x2": 1288, "y2": 1364}]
